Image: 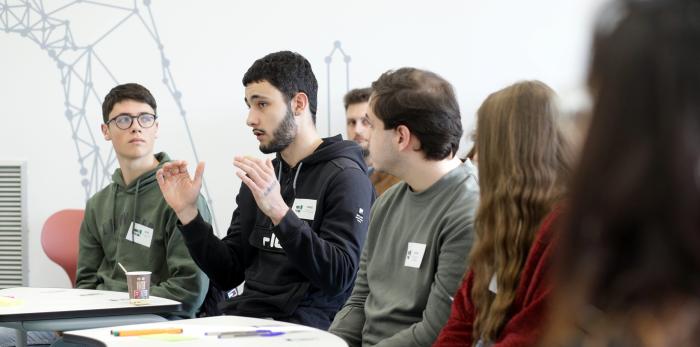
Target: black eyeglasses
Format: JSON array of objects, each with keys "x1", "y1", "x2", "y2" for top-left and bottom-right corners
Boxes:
[{"x1": 106, "y1": 113, "x2": 158, "y2": 130}]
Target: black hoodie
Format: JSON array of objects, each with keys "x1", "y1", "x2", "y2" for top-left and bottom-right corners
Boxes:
[{"x1": 179, "y1": 135, "x2": 375, "y2": 329}]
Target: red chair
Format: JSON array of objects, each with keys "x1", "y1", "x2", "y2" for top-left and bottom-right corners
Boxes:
[{"x1": 41, "y1": 209, "x2": 84, "y2": 287}]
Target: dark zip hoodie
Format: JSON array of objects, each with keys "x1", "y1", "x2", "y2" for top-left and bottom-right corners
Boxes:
[
  {"x1": 76, "y1": 152, "x2": 212, "y2": 318},
  {"x1": 179, "y1": 135, "x2": 376, "y2": 329}
]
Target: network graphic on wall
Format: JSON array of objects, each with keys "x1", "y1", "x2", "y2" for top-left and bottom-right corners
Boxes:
[
  {"x1": 1, "y1": 1, "x2": 355, "y2": 234},
  {"x1": 0, "y1": 0, "x2": 221, "y2": 230}
]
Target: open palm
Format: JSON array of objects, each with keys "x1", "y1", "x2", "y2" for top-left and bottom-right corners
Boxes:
[{"x1": 156, "y1": 160, "x2": 205, "y2": 223}]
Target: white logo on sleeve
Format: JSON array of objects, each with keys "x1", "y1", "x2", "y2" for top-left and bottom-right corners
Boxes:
[
  {"x1": 355, "y1": 208, "x2": 364, "y2": 223},
  {"x1": 125, "y1": 222, "x2": 154, "y2": 248},
  {"x1": 292, "y1": 199, "x2": 317, "y2": 220},
  {"x1": 404, "y1": 242, "x2": 427, "y2": 268}
]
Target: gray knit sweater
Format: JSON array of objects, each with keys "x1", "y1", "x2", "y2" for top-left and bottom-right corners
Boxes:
[{"x1": 330, "y1": 162, "x2": 479, "y2": 346}]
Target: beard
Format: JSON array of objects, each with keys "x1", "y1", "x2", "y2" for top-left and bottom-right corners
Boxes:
[
  {"x1": 354, "y1": 137, "x2": 370, "y2": 159},
  {"x1": 361, "y1": 147, "x2": 370, "y2": 159},
  {"x1": 259, "y1": 108, "x2": 297, "y2": 154}
]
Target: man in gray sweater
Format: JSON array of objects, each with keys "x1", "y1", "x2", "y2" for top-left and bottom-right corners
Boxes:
[{"x1": 329, "y1": 67, "x2": 479, "y2": 346}]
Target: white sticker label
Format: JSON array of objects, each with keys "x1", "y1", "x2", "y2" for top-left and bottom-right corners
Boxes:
[
  {"x1": 404, "y1": 242, "x2": 427, "y2": 268},
  {"x1": 489, "y1": 273, "x2": 498, "y2": 293},
  {"x1": 125, "y1": 222, "x2": 154, "y2": 248},
  {"x1": 292, "y1": 199, "x2": 317, "y2": 220}
]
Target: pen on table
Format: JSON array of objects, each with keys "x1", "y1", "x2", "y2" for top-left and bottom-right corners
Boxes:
[
  {"x1": 216, "y1": 330, "x2": 311, "y2": 339},
  {"x1": 79, "y1": 292, "x2": 103, "y2": 296},
  {"x1": 111, "y1": 328, "x2": 183, "y2": 337},
  {"x1": 218, "y1": 331, "x2": 285, "y2": 338},
  {"x1": 204, "y1": 329, "x2": 272, "y2": 336}
]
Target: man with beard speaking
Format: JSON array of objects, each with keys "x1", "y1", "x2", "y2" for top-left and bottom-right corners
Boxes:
[{"x1": 156, "y1": 51, "x2": 375, "y2": 329}]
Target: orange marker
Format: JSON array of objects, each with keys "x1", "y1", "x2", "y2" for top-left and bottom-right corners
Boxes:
[{"x1": 111, "y1": 328, "x2": 183, "y2": 337}]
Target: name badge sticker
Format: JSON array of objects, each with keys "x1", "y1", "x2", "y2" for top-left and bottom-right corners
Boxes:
[
  {"x1": 489, "y1": 273, "x2": 498, "y2": 293},
  {"x1": 125, "y1": 222, "x2": 154, "y2": 248},
  {"x1": 404, "y1": 242, "x2": 427, "y2": 268},
  {"x1": 292, "y1": 199, "x2": 317, "y2": 220}
]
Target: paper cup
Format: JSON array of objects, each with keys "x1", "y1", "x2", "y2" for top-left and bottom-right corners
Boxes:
[{"x1": 126, "y1": 271, "x2": 151, "y2": 305}]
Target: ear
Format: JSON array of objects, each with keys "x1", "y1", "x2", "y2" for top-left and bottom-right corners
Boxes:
[
  {"x1": 291, "y1": 92, "x2": 309, "y2": 116},
  {"x1": 395, "y1": 125, "x2": 413, "y2": 152},
  {"x1": 154, "y1": 121, "x2": 160, "y2": 139},
  {"x1": 101, "y1": 123, "x2": 111, "y2": 141}
]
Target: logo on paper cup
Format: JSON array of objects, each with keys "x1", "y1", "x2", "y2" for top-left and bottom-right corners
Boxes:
[
  {"x1": 126, "y1": 271, "x2": 152, "y2": 304},
  {"x1": 133, "y1": 289, "x2": 149, "y2": 299}
]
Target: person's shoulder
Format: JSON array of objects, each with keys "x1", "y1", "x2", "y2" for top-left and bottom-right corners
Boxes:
[
  {"x1": 86, "y1": 182, "x2": 116, "y2": 207},
  {"x1": 371, "y1": 181, "x2": 408, "y2": 212},
  {"x1": 455, "y1": 162, "x2": 479, "y2": 185},
  {"x1": 321, "y1": 157, "x2": 372, "y2": 188},
  {"x1": 436, "y1": 167, "x2": 480, "y2": 227},
  {"x1": 327, "y1": 156, "x2": 364, "y2": 172},
  {"x1": 535, "y1": 203, "x2": 566, "y2": 245},
  {"x1": 443, "y1": 165, "x2": 480, "y2": 203}
]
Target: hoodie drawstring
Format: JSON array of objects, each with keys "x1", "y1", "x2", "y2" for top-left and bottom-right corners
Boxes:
[
  {"x1": 130, "y1": 179, "x2": 141, "y2": 243},
  {"x1": 276, "y1": 160, "x2": 303, "y2": 193},
  {"x1": 114, "y1": 178, "x2": 141, "y2": 269},
  {"x1": 111, "y1": 185, "x2": 118, "y2": 235},
  {"x1": 111, "y1": 185, "x2": 122, "y2": 275},
  {"x1": 293, "y1": 162, "x2": 303, "y2": 191}
]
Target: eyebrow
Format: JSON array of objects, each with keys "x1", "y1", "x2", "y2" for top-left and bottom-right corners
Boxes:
[
  {"x1": 113, "y1": 112, "x2": 153, "y2": 118},
  {"x1": 244, "y1": 94, "x2": 268, "y2": 107}
]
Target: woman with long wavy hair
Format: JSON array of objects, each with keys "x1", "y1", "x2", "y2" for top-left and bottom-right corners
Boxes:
[{"x1": 434, "y1": 80, "x2": 572, "y2": 347}]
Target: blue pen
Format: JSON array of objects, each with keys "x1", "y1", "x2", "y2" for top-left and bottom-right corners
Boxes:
[
  {"x1": 217, "y1": 330, "x2": 285, "y2": 338},
  {"x1": 259, "y1": 332, "x2": 285, "y2": 337},
  {"x1": 206, "y1": 329, "x2": 270, "y2": 336}
]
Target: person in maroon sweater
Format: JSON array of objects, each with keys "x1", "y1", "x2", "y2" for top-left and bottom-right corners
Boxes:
[
  {"x1": 434, "y1": 209, "x2": 560, "y2": 347},
  {"x1": 434, "y1": 80, "x2": 572, "y2": 347}
]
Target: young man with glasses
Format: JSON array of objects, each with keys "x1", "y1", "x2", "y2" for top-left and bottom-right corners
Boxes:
[
  {"x1": 75, "y1": 83, "x2": 212, "y2": 318},
  {"x1": 156, "y1": 51, "x2": 375, "y2": 329}
]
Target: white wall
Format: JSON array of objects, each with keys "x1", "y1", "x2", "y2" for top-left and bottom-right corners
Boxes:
[{"x1": 0, "y1": 0, "x2": 606, "y2": 288}]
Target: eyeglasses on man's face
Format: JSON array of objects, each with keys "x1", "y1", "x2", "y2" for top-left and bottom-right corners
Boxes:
[{"x1": 106, "y1": 113, "x2": 158, "y2": 130}]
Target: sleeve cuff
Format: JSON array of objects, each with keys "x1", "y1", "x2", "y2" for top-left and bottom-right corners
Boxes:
[
  {"x1": 273, "y1": 209, "x2": 304, "y2": 236},
  {"x1": 177, "y1": 211, "x2": 206, "y2": 235}
]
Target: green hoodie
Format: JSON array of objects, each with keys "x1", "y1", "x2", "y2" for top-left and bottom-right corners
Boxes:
[{"x1": 76, "y1": 152, "x2": 211, "y2": 318}]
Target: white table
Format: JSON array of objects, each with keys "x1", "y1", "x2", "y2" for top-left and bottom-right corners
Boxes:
[
  {"x1": 64, "y1": 315, "x2": 348, "y2": 347},
  {"x1": 0, "y1": 287, "x2": 181, "y2": 347}
]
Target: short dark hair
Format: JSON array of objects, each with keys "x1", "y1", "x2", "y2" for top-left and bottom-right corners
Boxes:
[
  {"x1": 102, "y1": 83, "x2": 157, "y2": 123},
  {"x1": 370, "y1": 68, "x2": 462, "y2": 160},
  {"x1": 343, "y1": 87, "x2": 372, "y2": 110},
  {"x1": 242, "y1": 51, "x2": 318, "y2": 123}
]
